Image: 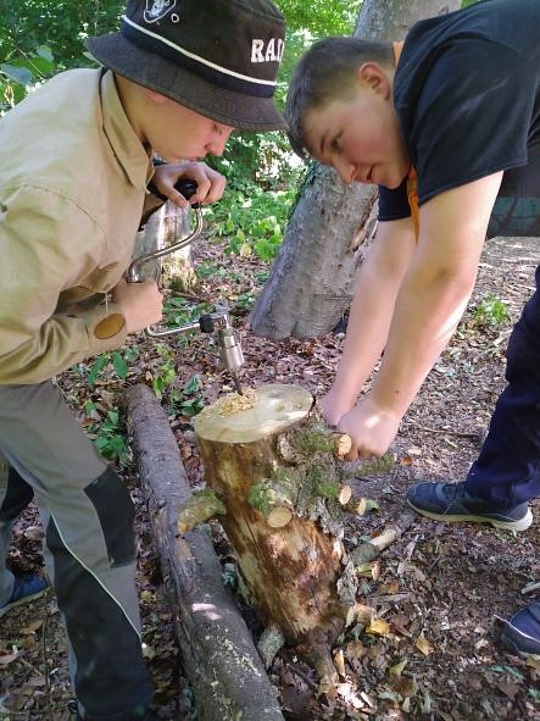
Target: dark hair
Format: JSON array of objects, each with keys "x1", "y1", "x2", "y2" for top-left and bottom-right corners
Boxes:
[{"x1": 285, "y1": 36, "x2": 394, "y2": 159}]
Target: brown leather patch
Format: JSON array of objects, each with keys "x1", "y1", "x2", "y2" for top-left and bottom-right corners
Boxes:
[{"x1": 94, "y1": 313, "x2": 125, "y2": 339}]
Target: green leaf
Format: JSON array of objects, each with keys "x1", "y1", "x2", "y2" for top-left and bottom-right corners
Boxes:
[
  {"x1": 87, "y1": 354, "x2": 109, "y2": 386},
  {"x1": 36, "y1": 45, "x2": 54, "y2": 62},
  {"x1": 183, "y1": 375, "x2": 201, "y2": 395},
  {"x1": 0, "y1": 63, "x2": 33, "y2": 86},
  {"x1": 112, "y1": 351, "x2": 128, "y2": 379}
]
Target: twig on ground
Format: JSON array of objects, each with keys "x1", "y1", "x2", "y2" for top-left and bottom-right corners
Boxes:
[
  {"x1": 41, "y1": 589, "x2": 54, "y2": 721},
  {"x1": 521, "y1": 580, "x2": 540, "y2": 595},
  {"x1": 404, "y1": 420, "x2": 483, "y2": 441},
  {"x1": 280, "y1": 657, "x2": 318, "y2": 692}
]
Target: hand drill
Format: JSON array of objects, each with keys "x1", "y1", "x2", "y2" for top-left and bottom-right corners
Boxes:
[{"x1": 127, "y1": 178, "x2": 245, "y2": 394}]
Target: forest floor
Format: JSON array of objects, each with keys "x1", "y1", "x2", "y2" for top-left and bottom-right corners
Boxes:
[{"x1": 1, "y1": 231, "x2": 539, "y2": 721}]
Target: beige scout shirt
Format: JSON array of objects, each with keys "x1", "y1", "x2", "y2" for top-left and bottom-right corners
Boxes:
[{"x1": 0, "y1": 68, "x2": 155, "y2": 384}]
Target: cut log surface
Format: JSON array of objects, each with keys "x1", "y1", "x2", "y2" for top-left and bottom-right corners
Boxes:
[
  {"x1": 124, "y1": 384, "x2": 284, "y2": 721},
  {"x1": 194, "y1": 383, "x2": 345, "y2": 645},
  {"x1": 195, "y1": 383, "x2": 313, "y2": 443}
]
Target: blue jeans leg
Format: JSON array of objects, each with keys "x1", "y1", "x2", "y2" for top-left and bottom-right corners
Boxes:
[{"x1": 465, "y1": 263, "x2": 540, "y2": 509}]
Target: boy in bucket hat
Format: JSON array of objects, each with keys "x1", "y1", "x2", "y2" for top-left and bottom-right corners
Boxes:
[
  {"x1": 0, "y1": 0, "x2": 285, "y2": 719},
  {"x1": 285, "y1": 0, "x2": 540, "y2": 659}
]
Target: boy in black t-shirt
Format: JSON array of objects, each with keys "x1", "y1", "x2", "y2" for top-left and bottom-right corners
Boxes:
[
  {"x1": 0, "y1": 0, "x2": 286, "y2": 718},
  {"x1": 285, "y1": 0, "x2": 540, "y2": 658}
]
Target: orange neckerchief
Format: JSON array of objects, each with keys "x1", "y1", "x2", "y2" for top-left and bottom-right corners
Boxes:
[{"x1": 393, "y1": 41, "x2": 419, "y2": 239}]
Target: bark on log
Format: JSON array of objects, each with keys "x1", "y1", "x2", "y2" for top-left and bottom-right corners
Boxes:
[
  {"x1": 193, "y1": 383, "x2": 348, "y2": 648},
  {"x1": 124, "y1": 383, "x2": 285, "y2": 721},
  {"x1": 183, "y1": 383, "x2": 416, "y2": 694}
]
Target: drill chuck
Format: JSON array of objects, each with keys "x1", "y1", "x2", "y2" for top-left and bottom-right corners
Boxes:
[{"x1": 218, "y1": 327, "x2": 244, "y2": 373}]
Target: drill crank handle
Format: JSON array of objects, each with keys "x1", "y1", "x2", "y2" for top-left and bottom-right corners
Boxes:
[{"x1": 148, "y1": 177, "x2": 200, "y2": 205}]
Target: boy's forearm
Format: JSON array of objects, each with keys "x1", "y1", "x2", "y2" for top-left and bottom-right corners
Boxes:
[
  {"x1": 332, "y1": 278, "x2": 396, "y2": 398},
  {"x1": 370, "y1": 261, "x2": 476, "y2": 417},
  {"x1": 331, "y1": 219, "x2": 416, "y2": 402},
  {"x1": 369, "y1": 174, "x2": 502, "y2": 419}
]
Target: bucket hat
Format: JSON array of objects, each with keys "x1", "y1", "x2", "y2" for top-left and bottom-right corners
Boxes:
[{"x1": 86, "y1": 0, "x2": 286, "y2": 131}]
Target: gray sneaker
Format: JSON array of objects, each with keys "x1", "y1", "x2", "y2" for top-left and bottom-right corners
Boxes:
[
  {"x1": 406, "y1": 481, "x2": 533, "y2": 532},
  {"x1": 500, "y1": 600, "x2": 540, "y2": 659}
]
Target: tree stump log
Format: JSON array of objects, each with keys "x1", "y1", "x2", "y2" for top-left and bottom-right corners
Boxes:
[
  {"x1": 193, "y1": 383, "x2": 349, "y2": 657},
  {"x1": 124, "y1": 383, "x2": 285, "y2": 721}
]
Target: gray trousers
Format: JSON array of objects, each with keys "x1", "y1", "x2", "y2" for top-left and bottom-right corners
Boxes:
[{"x1": 0, "y1": 382, "x2": 152, "y2": 720}]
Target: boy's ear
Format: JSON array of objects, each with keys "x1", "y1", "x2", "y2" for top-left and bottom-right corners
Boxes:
[{"x1": 356, "y1": 62, "x2": 392, "y2": 99}]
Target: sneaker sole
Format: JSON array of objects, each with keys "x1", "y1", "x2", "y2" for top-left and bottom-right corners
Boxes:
[
  {"x1": 406, "y1": 499, "x2": 533, "y2": 532},
  {"x1": 0, "y1": 588, "x2": 47, "y2": 618},
  {"x1": 500, "y1": 628, "x2": 540, "y2": 660}
]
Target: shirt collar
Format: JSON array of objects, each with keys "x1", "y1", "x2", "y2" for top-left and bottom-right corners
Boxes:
[{"x1": 99, "y1": 69, "x2": 154, "y2": 189}]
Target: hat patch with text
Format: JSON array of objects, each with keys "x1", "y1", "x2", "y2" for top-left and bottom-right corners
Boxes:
[{"x1": 144, "y1": 0, "x2": 177, "y2": 24}]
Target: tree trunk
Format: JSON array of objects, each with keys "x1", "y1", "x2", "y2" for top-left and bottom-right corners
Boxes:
[
  {"x1": 180, "y1": 382, "x2": 415, "y2": 691},
  {"x1": 190, "y1": 383, "x2": 363, "y2": 692},
  {"x1": 250, "y1": 0, "x2": 461, "y2": 339},
  {"x1": 192, "y1": 384, "x2": 343, "y2": 640}
]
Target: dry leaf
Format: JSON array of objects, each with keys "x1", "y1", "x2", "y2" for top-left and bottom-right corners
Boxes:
[
  {"x1": 360, "y1": 690, "x2": 376, "y2": 708},
  {"x1": 20, "y1": 619, "x2": 44, "y2": 635},
  {"x1": 379, "y1": 580, "x2": 400, "y2": 594},
  {"x1": 497, "y1": 680, "x2": 521, "y2": 699},
  {"x1": 406, "y1": 446, "x2": 422, "y2": 456},
  {"x1": 0, "y1": 650, "x2": 21, "y2": 666},
  {"x1": 415, "y1": 632, "x2": 434, "y2": 656},
  {"x1": 23, "y1": 525, "x2": 44, "y2": 541},
  {"x1": 336, "y1": 682, "x2": 365, "y2": 709},
  {"x1": 345, "y1": 603, "x2": 375, "y2": 627},
  {"x1": 366, "y1": 619, "x2": 391, "y2": 637},
  {"x1": 389, "y1": 613, "x2": 412, "y2": 637},
  {"x1": 402, "y1": 696, "x2": 412, "y2": 712},
  {"x1": 344, "y1": 640, "x2": 368, "y2": 660},
  {"x1": 333, "y1": 648, "x2": 346, "y2": 678},
  {"x1": 389, "y1": 659, "x2": 408, "y2": 677}
]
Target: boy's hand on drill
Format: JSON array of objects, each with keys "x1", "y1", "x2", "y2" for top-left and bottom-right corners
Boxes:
[
  {"x1": 152, "y1": 161, "x2": 226, "y2": 208},
  {"x1": 111, "y1": 278, "x2": 163, "y2": 333}
]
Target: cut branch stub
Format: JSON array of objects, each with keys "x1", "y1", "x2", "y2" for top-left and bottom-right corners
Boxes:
[
  {"x1": 248, "y1": 471, "x2": 298, "y2": 528},
  {"x1": 177, "y1": 489, "x2": 226, "y2": 534},
  {"x1": 332, "y1": 432, "x2": 352, "y2": 459}
]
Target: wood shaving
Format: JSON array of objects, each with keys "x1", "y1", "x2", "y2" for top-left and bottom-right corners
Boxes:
[{"x1": 199, "y1": 388, "x2": 258, "y2": 417}]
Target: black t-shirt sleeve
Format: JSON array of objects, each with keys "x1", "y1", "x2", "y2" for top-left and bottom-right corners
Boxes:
[
  {"x1": 406, "y1": 40, "x2": 535, "y2": 205},
  {"x1": 377, "y1": 179, "x2": 411, "y2": 222}
]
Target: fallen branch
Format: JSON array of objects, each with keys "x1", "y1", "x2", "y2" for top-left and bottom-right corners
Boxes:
[
  {"x1": 350, "y1": 508, "x2": 417, "y2": 566},
  {"x1": 124, "y1": 383, "x2": 284, "y2": 721}
]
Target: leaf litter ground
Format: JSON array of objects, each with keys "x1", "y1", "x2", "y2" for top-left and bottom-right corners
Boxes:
[{"x1": 1, "y1": 235, "x2": 539, "y2": 721}]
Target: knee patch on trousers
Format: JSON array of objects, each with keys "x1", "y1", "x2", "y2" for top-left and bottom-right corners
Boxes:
[{"x1": 84, "y1": 467, "x2": 136, "y2": 567}]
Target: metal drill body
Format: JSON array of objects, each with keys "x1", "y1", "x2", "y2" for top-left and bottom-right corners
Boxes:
[{"x1": 128, "y1": 180, "x2": 245, "y2": 393}]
